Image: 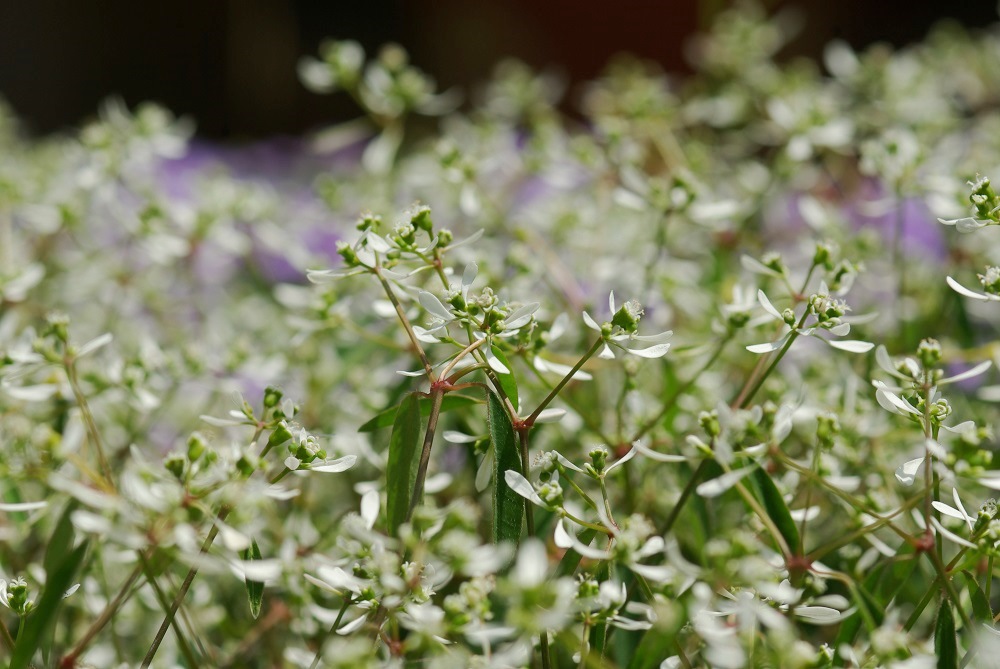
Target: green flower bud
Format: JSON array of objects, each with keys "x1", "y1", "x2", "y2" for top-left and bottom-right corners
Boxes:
[
  {"x1": 916, "y1": 338, "x2": 942, "y2": 369},
  {"x1": 699, "y1": 410, "x2": 721, "y2": 438},
  {"x1": 611, "y1": 300, "x2": 643, "y2": 334}
]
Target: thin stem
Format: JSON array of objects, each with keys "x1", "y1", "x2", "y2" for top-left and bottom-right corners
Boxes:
[
  {"x1": 440, "y1": 338, "x2": 486, "y2": 381},
  {"x1": 517, "y1": 427, "x2": 550, "y2": 669},
  {"x1": 562, "y1": 510, "x2": 614, "y2": 535},
  {"x1": 736, "y1": 328, "x2": 801, "y2": 409},
  {"x1": 139, "y1": 554, "x2": 201, "y2": 668},
  {"x1": 926, "y1": 548, "x2": 973, "y2": 632},
  {"x1": 659, "y1": 460, "x2": 709, "y2": 536},
  {"x1": 527, "y1": 337, "x2": 603, "y2": 424},
  {"x1": 141, "y1": 507, "x2": 230, "y2": 668},
  {"x1": 309, "y1": 598, "x2": 353, "y2": 669},
  {"x1": 375, "y1": 267, "x2": 434, "y2": 378},
  {"x1": 406, "y1": 387, "x2": 445, "y2": 523},
  {"x1": 66, "y1": 358, "x2": 115, "y2": 490},
  {"x1": 63, "y1": 557, "x2": 148, "y2": 664},
  {"x1": 631, "y1": 335, "x2": 731, "y2": 442}
]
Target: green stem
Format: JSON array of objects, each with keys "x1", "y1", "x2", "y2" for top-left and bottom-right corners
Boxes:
[
  {"x1": 141, "y1": 507, "x2": 230, "y2": 667},
  {"x1": 66, "y1": 358, "x2": 115, "y2": 489},
  {"x1": 527, "y1": 337, "x2": 603, "y2": 425},
  {"x1": 309, "y1": 598, "x2": 353, "y2": 669},
  {"x1": 375, "y1": 267, "x2": 434, "y2": 378},
  {"x1": 405, "y1": 387, "x2": 445, "y2": 523},
  {"x1": 659, "y1": 460, "x2": 709, "y2": 536}
]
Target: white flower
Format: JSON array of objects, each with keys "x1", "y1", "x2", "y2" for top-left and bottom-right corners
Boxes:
[{"x1": 582, "y1": 292, "x2": 672, "y2": 359}]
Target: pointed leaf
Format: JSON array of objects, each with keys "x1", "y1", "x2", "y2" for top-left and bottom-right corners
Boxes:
[
  {"x1": 935, "y1": 600, "x2": 957, "y2": 669},
  {"x1": 385, "y1": 393, "x2": 422, "y2": 537},
  {"x1": 359, "y1": 395, "x2": 480, "y2": 432},
  {"x1": 487, "y1": 389, "x2": 523, "y2": 544},
  {"x1": 748, "y1": 468, "x2": 800, "y2": 555},
  {"x1": 241, "y1": 537, "x2": 265, "y2": 619},
  {"x1": 490, "y1": 346, "x2": 519, "y2": 411},
  {"x1": 962, "y1": 572, "x2": 993, "y2": 627}
]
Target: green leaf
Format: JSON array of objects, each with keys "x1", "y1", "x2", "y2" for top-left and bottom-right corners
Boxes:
[
  {"x1": 962, "y1": 571, "x2": 993, "y2": 626},
  {"x1": 936, "y1": 600, "x2": 958, "y2": 669},
  {"x1": 487, "y1": 389, "x2": 523, "y2": 544},
  {"x1": 242, "y1": 537, "x2": 265, "y2": 620},
  {"x1": 490, "y1": 346, "x2": 519, "y2": 411},
  {"x1": 359, "y1": 394, "x2": 479, "y2": 432},
  {"x1": 748, "y1": 468, "x2": 800, "y2": 555},
  {"x1": 10, "y1": 540, "x2": 88, "y2": 669},
  {"x1": 385, "y1": 393, "x2": 423, "y2": 536},
  {"x1": 40, "y1": 501, "x2": 78, "y2": 666}
]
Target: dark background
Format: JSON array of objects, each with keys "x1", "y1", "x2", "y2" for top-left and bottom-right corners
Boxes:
[{"x1": 0, "y1": 0, "x2": 996, "y2": 139}]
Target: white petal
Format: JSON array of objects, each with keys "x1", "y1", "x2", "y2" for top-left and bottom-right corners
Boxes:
[
  {"x1": 827, "y1": 323, "x2": 851, "y2": 337},
  {"x1": 360, "y1": 490, "x2": 380, "y2": 529},
  {"x1": 309, "y1": 455, "x2": 358, "y2": 473},
  {"x1": 504, "y1": 470, "x2": 545, "y2": 506},
  {"x1": 534, "y1": 408, "x2": 566, "y2": 423},
  {"x1": 632, "y1": 440, "x2": 687, "y2": 463},
  {"x1": 794, "y1": 606, "x2": 850, "y2": 624},
  {"x1": 484, "y1": 347, "x2": 510, "y2": 375},
  {"x1": 336, "y1": 614, "x2": 370, "y2": 635},
  {"x1": 947, "y1": 276, "x2": 995, "y2": 301},
  {"x1": 396, "y1": 369, "x2": 427, "y2": 377},
  {"x1": 930, "y1": 517, "x2": 977, "y2": 548},
  {"x1": 875, "y1": 345, "x2": 911, "y2": 379},
  {"x1": 76, "y1": 333, "x2": 113, "y2": 357},
  {"x1": 696, "y1": 466, "x2": 755, "y2": 498},
  {"x1": 443, "y1": 430, "x2": 480, "y2": 444},
  {"x1": 217, "y1": 521, "x2": 251, "y2": 552},
  {"x1": 582, "y1": 311, "x2": 602, "y2": 331},
  {"x1": 418, "y1": 291, "x2": 454, "y2": 320},
  {"x1": 757, "y1": 290, "x2": 783, "y2": 319},
  {"x1": 533, "y1": 356, "x2": 592, "y2": 380},
  {"x1": 741, "y1": 255, "x2": 783, "y2": 277},
  {"x1": 789, "y1": 506, "x2": 820, "y2": 522},
  {"x1": 894, "y1": 457, "x2": 924, "y2": 485},
  {"x1": 940, "y1": 360, "x2": 992, "y2": 385},
  {"x1": 826, "y1": 339, "x2": 874, "y2": 353},
  {"x1": 504, "y1": 303, "x2": 539, "y2": 330},
  {"x1": 629, "y1": 562, "x2": 675, "y2": 583},
  {"x1": 931, "y1": 501, "x2": 969, "y2": 522},
  {"x1": 3, "y1": 384, "x2": 59, "y2": 402},
  {"x1": 0, "y1": 501, "x2": 48, "y2": 512},
  {"x1": 630, "y1": 331, "x2": 673, "y2": 344},
  {"x1": 747, "y1": 336, "x2": 788, "y2": 354},
  {"x1": 597, "y1": 343, "x2": 616, "y2": 359},
  {"x1": 462, "y1": 262, "x2": 478, "y2": 300},
  {"x1": 626, "y1": 343, "x2": 671, "y2": 359},
  {"x1": 605, "y1": 446, "x2": 637, "y2": 473},
  {"x1": 553, "y1": 451, "x2": 586, "y2": 472},
  {"x1": 476, "y1": 450, "x2": 493, "y2": 492},
  {"x1": 553, "y1": 518, "x2": 574, "y2": 548}
]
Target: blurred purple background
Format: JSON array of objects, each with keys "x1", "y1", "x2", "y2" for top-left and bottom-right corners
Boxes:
[{"x1": 1, "y1": 0, "x2": 996, "y2": 139}]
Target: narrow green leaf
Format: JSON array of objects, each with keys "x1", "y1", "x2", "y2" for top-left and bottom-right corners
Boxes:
[
  {"x1": 385, "y1": 393, "x2": 423, "y2": 536},
  {"x1": 487, "y1": 389, "x2": 523, "y2": 544},
  {"x1": 359, "y1": 394, "x2": 479, "y2": 432},
  {"x1": 962, "y1": 571, "x2": 993, "y2": 626},
  {"x1": 10, "y1": 541, "x2": 88, "y2": 669},
  {"x1": 936, "y1": 600, "x2": 958, "y2": 669},
  {"x1": 40, "y1": 501, "x2": 78, "y2": 666},
  {"x1": 748, "y1": 468, "x2": 800, "y2": 555},
  {"x1": 242, "y1": 537, "x2": 265, "y2": 619},
  {"x1": 490, "y1": 346, "x2": 519, "y2": 411}
]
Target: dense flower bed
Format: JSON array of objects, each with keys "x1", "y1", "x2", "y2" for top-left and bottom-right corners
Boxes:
[{"x1": 5, "y1": 6, "x2": 1000, "y2": 668}]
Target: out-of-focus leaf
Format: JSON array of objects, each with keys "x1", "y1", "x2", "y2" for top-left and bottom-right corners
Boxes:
[{"x1": 242, "y1": 537, "x2": 265, "y2": 619}]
